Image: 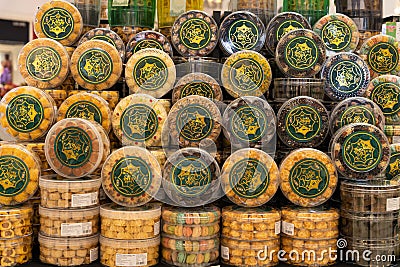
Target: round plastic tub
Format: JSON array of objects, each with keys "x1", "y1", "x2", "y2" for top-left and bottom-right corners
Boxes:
[
  {"x1": 0, "y1": 234, "x2": 32, "y2": 266},
  {"x1": 162, "y1": 206, "x2": 220, "y2": 225},
  {"x1": 161, "y1": 235, "x2": 219, "y2": 252},
  {"x1": 162, "y1": 222, "x2": 220, "y2": 240},
  {"x1": 161, "y1": 247, "x2": 219, "y2": 267},
  {"x1": 0, "y1": 205, "x2": 33, "y2": 239},
  {"x1": 273, "y1": 78, "x2": 324, "y2": 100}
]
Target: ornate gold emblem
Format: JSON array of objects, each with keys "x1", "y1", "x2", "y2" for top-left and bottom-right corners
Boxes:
[
  {"x1": 234, "y1": 63, "x2": 262, "y2": 89},
  {"x1": 289, "y1": 110, "x2": 317, "y2": 137},
  {"x1": 323, "y1": 22, "x2": 348, "y2": 47},
  {"x1": 335, "y1": 65, "x2": 361, "y2": 88},
  {"x1": 83, "y1": 52, "x2": 109, "y2": 79},
  {"x1": 139, "y1": 62, "x2": 165, "y2": 86},
  {"x1": 369, "y1": 45, "x2": 398, "y2": 73},
  {"x1": 180, "y1": 19, "x2": 210, "y2": 49},
  {"x1": 389, "y1": 158, "x2": 400, "y2": 176},
  {"x1": 374, "y1": 84, "x2": 400, "y2": 110},
  {"x1": 230, "y1": 22, "x2": 257, "y2": 50},
  {"x1": 348, "y1": 139, "x2": 375, "y2": 168},
  {"x1": 43, "y1": 9, "x2": 73, "y2": 38},
  {"x1": 28, "y1": 48, "x2": 60, "y2": 81},
  {"x1": 0, "y1": 158, "x2": 27, "y2": 193},
  {"x1": 286, "y1": 41, "x2": 314, "y2": 69}
]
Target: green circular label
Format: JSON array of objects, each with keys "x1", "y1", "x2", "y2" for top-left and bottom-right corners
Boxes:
[
  {"x1": 133, "y1": 40, "x2": 163, "y2": 53},
  {"x1": 54, "y1": 127, "x2": 92, "y2": 168},
  {"x1": 92, "y1": 35, "x2": 117, "y2": 48},
  {"x1": 329, "y1": 60, "x2": 363, "y2": 94},
  {"x1": 111, "y1": 156, "x2": 152, "y2": 197},
  {"x1": 133, "y1": 56, "x2": 168, "y2": 91},
  {"x1": 179, "y1": 18, "x2": 211, "y2": 50},
  {"x1": 228, "y1": 20, "x2": 259, "y2": 50},
  {"x1": 65, "y1": 101, "x2": 102, "y2": 124},
  {"x1": 176, "y1": 104, "x2": 214, "y2": 142},
  {"x1": 387, "y1": 152, "x2": 400, "y2": 180},
  {"x1": 78, "y1": 48, "x2": 113, "y2": 84},
  {"x1": 120, "y1": 104, "x2": 159, "y2": 142},
  {"x1": 180, "y1": 81, "x2": 214, "y2": 99},
  {"x1": 230, "y1": 58, "x2": 264, "y2": 94},
  {"x1": 230, "y1": 104, "x2": 267, "y2": 142},
  {"x1": 368, "y1": 42, "x2": 399, "y2": 74},
  {"x1": 276, "y1": 20, "x2": 305, "y2": 41},
  {"x1": 285, "y1": 105, "x2": 322, "y2": 142},
  {"x1": 339, "y1": 106, "x2": 376, "y2": 128},
  {"x1": 40, "y1": 7, "x2": 74, "y2": 40},
  {"x1": 229, "y1": 158, "x2": 269, "y2": 199},
  {"x1": 289, "y1": 158, "x2": 329, "y2": 198},
  {"x1": 342, "y1": 131, "x2": 383, "y2": 172},
  {"x1": 284, "y1": 36, "x2": 319, "y2": 70},
  {"x1": 0, "y1": 156, "x2": 29, "y2": 197},
  {"x1": 26, "y1": 47, "x2": 61, "y2": 82},
  {"x1": 321, "y1": 20, "x2": 352, "y2": 51},
  {"x1": 370, "y1": 82, "x2": 400, "y2": 116},
  {"x1": 6, "y1": 94, "x2": 44, "y2": 133},
  {"x1": 170, "y1": 156, "x2": 211, "y2": 196}
]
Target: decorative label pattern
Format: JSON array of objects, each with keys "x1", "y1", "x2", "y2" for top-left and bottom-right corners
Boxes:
[
  {"x1": 285, "y1": 105, "x2": 322, "y2": 142},
  {"x1": 230, "y1": 58, "x2": 264, "y2": 93},
  {"x1": 133, "y1": 56, "x2": 168, "y2": 91},
  {"x1": 321, "y1": 20, "x2": 352, "y2": 51},
  {"x1": 41, "y1": 7, "x2": 74, "y2": 40},
  {"x1": 176, "y1": 104, "x2": 214, "y2": 141},
  {"x1": 276, "y1": 20, "x2": 305, "y2": 40},
  {"x1": 228, "y1": 20, "x2": 259, "y2": 50},
  {"x1": 179, "y1": 18, "x2": 211, "y2": 50},
  {"x1": 0, "y1": 156, "x2": 29, "y2": 197},
  {"x1": 284, "y1": 36, "x2": 318, "y2": 70},
  {"x1": 339, "y1": 106, "x2": 376, "y2": 128},
  {"x1": 387, "y1": 152, "x2": 400, "y2": 180},
  {"x1": 370, "y1": 82, "x2": 400, "y2": 115},
  {"x1": 78, "y1": 48, "x2": 113, "y2": 84},
  {"x1": 180, "y1": 81, "x2": 214, "y2": 99},
  {"x1": 330, "y1": 60, "x2": 363, "y2": 94},
  {"x1": 26, "y1": 47, "x2": 61, "y2": 81},
  {"x1": 65, "y1": 101, "x2": 102, "y2": 124},
  {"x1": 120, "y1": 104, "x2": 158, "y2": 142},
  {"x1": 230, "y1": 104, "x2": 267, "y2": 142},
  {"x1": 133, "y1": 40, "x2": 163, "y2": 53},
  {"x1": 368, "y1": 42, "x2": 399, "y2": 74}
]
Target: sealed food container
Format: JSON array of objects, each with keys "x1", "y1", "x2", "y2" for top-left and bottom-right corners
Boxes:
[
  {"x1": 161, "y1": 247, "x2": 219, "y2": 267},
  {"x1": 0, "y1": 87, "x2": 56, "y2": 142},
  {"x1": 34, "y1": 0, "x2": 83, "y2": 46},
  {"x1": 272, "y1": 78, "x2": 324, "y2": 100},
  {"x1": 219, "y1": 11, "x2": 266, "y2": 55},
  {"x1": 275, "y1": 29, "x2": 326, "y2": 78},
  {"x1": 126, "y1": 31, "x2": 173, "y2": 60},
  {"x1": 125, "y1": 48, "x2": 176, "y2": 98},
  {"x1": 281, "y1": 206, "x2": 339, "y2": 239},
  {"x1": 100, "y1": 236, "x2": 160, "y2": 267},
  {"x1": 0, "y1": 205, "x2": 33, "y2": 239},
  {"x1": 0, "y1": 144, "x2": 40, "y2": 205},
  {"x1": 44, "y1": 90, "x2": 68, "y2": 108},
  {"x1": 221, "y1": 51, "x2": 272, "y2": 98},
  {"x1": 39, "y1": 233, "x2": 99, "y2": 266},
  {"x1": 67, "y1": 90, "x2": 119, "y2": 110},
  {"x1": 162, "y1": 206, "x2": 220, "y2": 225},
  {"x1": 221, "y1": 237, "x2": 279, "y2": 267},
  {"x1": 45, "y1": 118, "x2": 105, "y2": 178},
  {"x1": 57, "y1": 93, "x2": 112, "y2": 133},
  {"x1": 39, "y1": 175, "x2": 101, "y2": 209},
  {"x1": 222, "y1": 206, "x2": 281, "y2": 240},
  {"x1": 221, "y1": 149, "x2": 279, "y2": 207},
  {"x1": 172, "y1": 73, "x2": 222, "y2": 104},
  {"x1": 18, "y1": 38, "x2": 70, "y2": 89},
  {"x1": 0, "y1": 234, "x2": 32, "y2": 266},
  {"x1": 321, "y1": 53, "x2": 370, "y2": 100},
  {"x1": 387, "y1": 144, "x2": 400, "y2": 180},
  {"x1": 360, "y1": 35, "x2": 400, "y2": 78},
  {"x1": 276, "y1": 97, "x2": 329, "y2": 148},
  {"x1": 111, "y1": 94, "x2": 167, "y2": 147},
  {"x1": 162, "y1": 148, "x2": 221, "y2": 207},
  {"x1": 329, "y1": 97, "x2": 384, "y2": 135},
  {"x1": 74, "y1": 0, "x2": 101, "y2": 28},
  {"x1": 39, "y1": 206, "x2": 99, "y2": 238},
  {"x1": 162, "y1": 235, "x2": 219, "y2": 252},
  {"x1": 108, "y1": 0, "x2": 156, "y2": 29},
  {"x1": 162, "y1": 222, "x2": 220, "y2": 239},
  {"x1": 330, "y1": 123, "x2": 390, "y2": 180},
  {"x1": 157, "y1": 0, "x2": 203, "y2": 31},
  {"x1": 101, "y1": 146, "x2": 162, "y2": 207},
  {"x1": 171, "y1": 11, "x2": 218, "y2": 57},
  {"x1": 341, "y1": 210, "x2": 399, "y2": 239},
  {"x1": 78, "y1": 28, "x2": 125, "y2": 60},
  {"x1": 100, "y1": 202, "x2": 161, "y2": 239},
  {"x1": 29, "y1": 198, "x2": 40, "y2": 225},
  {"x1": 280, "y1": 149, "x2": 338, "y2": 207},
  {"x1": 365, "y1": 75, "x2": 400, "y2": 125}
]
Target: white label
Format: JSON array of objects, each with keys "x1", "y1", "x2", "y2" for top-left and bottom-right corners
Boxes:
[
  {"x1": 116, "y1": 253, "x2": 147, "y2": 266},
  {"x1": 71, "y1": 192, "x2": 98, "y2": 208},
  {"x1": 90, "y1": 247, "x2": 99, "y2": 262},
  {"x1": 347, "y1": 0, "x2": 365, "y2": 10},
  {"x1": 112, "y1": 0, "x2": 129, "y2": 6},
  {"x1": 61, "y1": 222, "x2": 92, "y2": 237},
  {"x1": 387, "y1": 197, "x2": 400, "y2": 211},
  {"x1": 392, "y1": 136, "x2": 400, "y2": 144},
  {"x1": 154, "y1": 221, "x2": 160, "y2": 235},
  {"x1": 275, "y1": 221, "x2": 281, "y2": 235},
  {"x1": 170, "y1": 0, "x2": 186, "y2": 17},
  {"x1": 221, "y1": 246, "x2": 229, "y2": 260},
  {"x1": 282, "y1": 221, "x2": 294, "y2": 236}
]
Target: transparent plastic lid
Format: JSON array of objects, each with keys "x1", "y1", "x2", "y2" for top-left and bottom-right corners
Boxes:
[
  {"x1": 39, "y1": 175, "x2": 102, "y2": 190},
  {"x1": 281, "y1": 206, "x2": 339, "y2": 221},
  {"x1": 79, "y1": 28, "x2": 125, "y2": 60},
  {"x1": 221, "y1": 236, "x2": 280, "y2": 250},
  {"x1": 162, "y1": 235, "x2": 219, "y2": 251},
  {"x1": 162, "y1": 205, "x2": 221, "y2": 225},
  {"x1": 341, "y1": 210, "x2": 399, "y2": 220},
  {"x1": 100, "y1": 202, "x2": 161, "y2": 220},
  {"x1": 0, "y1": 233, "x2": 32, "y2": 247},
  {"x1": 344, "y1": 236, "x2": 400, "y2": 248},
  {"x1": 126, "y1": 30, "x2": 173, "y2": 60},
  {"x1": 39, "y1": 205, "x2": 99, "y2": 219},
  {"x1": 67, "y1": 90, "x2": 119, "y2": 105},
  {"x1": 0, "y1": 204, "x2": 33, "y2": 217},
  {"x1": 387, "y1": 143, "x2": 400, "y2": 180},
  {"x1": 341, "y1": 179, "x2": 400, "y2": 192},
  {"x1": 222, "y1": 205, "x2": 281, "y2": 222},
  {"x1": 39, "y1": 233, "x2": 99, "y2": 248},
  {"x1": 100, "y1": 235, "x2": 160, "y2": 248}
]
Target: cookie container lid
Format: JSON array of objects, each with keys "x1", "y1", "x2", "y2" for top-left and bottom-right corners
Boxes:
[
  {"x1": 18, "y1": 38, "x2": 70, "y2": 89},
  {"x1": 39, "y1": 175, "x2": 102, "y2": 190},
  {"x1": 0, "y1": 204, "x2": 33, "y2": 218},
  {"x1": 344, "y1": 236, "x2": 400, "y2": 249},
  {"x1": 281, "y1": 206, "x2": 339, "y2": 222},
  {"x1": 219, "y1": 11, "x2": 266, "y2": 55},
  {"x1": 0, "y1": 234, "x2": 32, "y2": 247},
  {"x1": 100, "y1": 235, "x2": 160, "y2": 249},
  {"x1": 162, "y1": 235, "x2": 219, "y2": 251},
  {"x1": 222, "y1": 206, "x2": 281, "y2": 222},
  {"x1": 100, "y1": 202, "x2": 161, "y2": 220},
  {"x1": 221, "y1": 236, "x2": 280, "y2": 250},
  {"x1": 39, "y1": 205, "x2": 99, "y2": 219},
  {"x1": 387, "y1": 144, "x2": 400, "y2": 180},
  {"x1": 340, "y1": 209, "x2": 399, "y2": 221},
  {"x1": 126, "y1": 30, "x2": 173, "y2": 59},
  {"x1": 341, "y1": 180, "x2": 400, "y2": 194},
  {"x1": 39, "y1": 233, "x2": 99, "y2": 248},
  {"x1": 162, "y1": 205, "x2": 221, "y2": 225}
]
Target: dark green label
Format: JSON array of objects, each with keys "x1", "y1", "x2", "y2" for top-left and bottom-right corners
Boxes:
[
  {"x1": 230, "y1": 58, "x2": 264, "y2": 94},
  {"x1": 170, "y1": 156, "x2": 211, "y2": 196},
  {"x1": 111, "y1": 156, "x2": 152, "y2": 197},
  {"x1": 133, "y1": 40, "x2": 163, "y2": 53},
  {"x1": 229, "y1": 158, "x2": 269, "y2": 199},
  {"x1": 92, "y1": 35, "x2": 117, "y2": 47},
  {"x1": 6, "y1": 94, "x2": 44, "y2": 133},
  {"x1": 339, "y1": 106, "x2": 376, "y2": 128},
  {"x1": 26, "y1": 47, "x2": 61, "y2": 81},
  {"x1": 330, "y1": 60, "x2": 363, "y2": 94},
  {"x1": 65, "y1": 101, "x2": 102, "y2": 124},
  {"x1": 133, "y1": 56, "x2": 168, "y2": 91},
  {"x1": 321, "y1": 20, "x2": 351, "y2": 51},
  {"x1": 289, "y1": 158, "x2": 329, "y2": 198},
  {"x1": 176, "y1": 104, "x2": 214, "y2": 142},
  {"x1": 387, "y1": 152, "x2": 400, "y2": 180},
  {"x1": 276, "y1": 20, "x2": 305, "y2": 41},
  {"x1": 230, "y1": 104, "x2": 267, "y2": 142},
  {"x1": 40, "y1": 7, "x2": 74, "y2": 40},
  {"x1": 342, "y1": 131, "x2": 382, "y2": 172},
  {"x1": 370, "y1": 82, "x2": 400, "y2": 116},
  {"x1": 180, "y1": 81, "x2": 214, "y2": 99},
  {"x1": 54, "y1": 127, "x2": 92, "y2": 168},
  {"x1": 120, "y1": 104, "x2": 158, "y2": 142},
  {"x1": 0, "y1": 156, "x2": 29, "y2": 197},
  {"x1": 228, "y1": 20, "x2": 259, "y2": 50},
  {"x1": 368, "y1": 42, "x2": 399, "y2": 74},
  {"x1": 78, "y1": 48, "x2": 113, "y2": 84},
  {"x1": 284, "y1": 36, "x2": 319, "y2": 70},
  {"x1": 179, "y1": 18, "x2": 211, "y2": 50},
  {"x1": 285, "y1": 105, "x2": 322, "y2": 142}
]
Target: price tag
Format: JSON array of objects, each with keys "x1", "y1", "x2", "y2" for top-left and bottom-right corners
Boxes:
[
  {"x1": 282, "y1": 221, "x2": 294, "y2": 236},
  {"x1": 112, "y1": 0, "x2": 129, "y2": 7},
  {"x1": 116, "y1": 253, "x2": 147, "y2": 266},
  {"x1": 275, "y1": 221, "x2": 281, "y2": 234},
  {"x1": 90, "y1": 247, "x2": 99, "y2": 262},
  {"x1": 61, "y1": 222, "x2": 92, "y2": 237},
  {"x1": 221, "y1": 246, "x2": 229, "y2": 260},
  {"x1": 154, "y1": 221, "x2": 160, "y2": 235},
  {"x1": 170, "y1": 0, "x2": 186, "y2": 17},
  {"x1": 387, "y1": 197, "x2": 400, "y2": 211},
  {"x1": 71, "y1": 192, "x2": 98, "y2": 208}
]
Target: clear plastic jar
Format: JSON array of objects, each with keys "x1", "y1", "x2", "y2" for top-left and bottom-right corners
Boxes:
[
  {"x1": 0, "y1": 205, "x2": 33, "y2": 239},
  {"x1": 0, "y1": 234, "x2": 32, "y2": 266}
]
